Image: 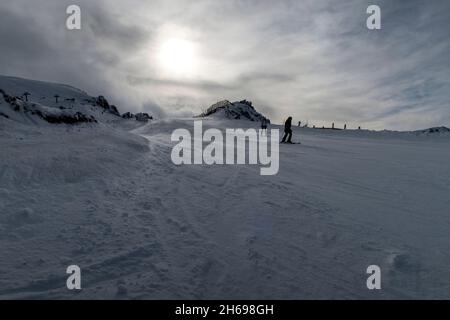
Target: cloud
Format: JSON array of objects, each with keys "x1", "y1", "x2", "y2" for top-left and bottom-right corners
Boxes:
[
  {"x1": 0, "y1": 5, "x2": 56, "y2": 66},
  {"x1": 142, "y1": 100, "x2": 167, "y2": 119},
  {"x1": 0, "y1": 0, "x2": 449, "y2": 129},
  {"x1": 127, "y1": 75, "x2": 232, "y2": 91},
  {"x1": 86, "y1": 4, "x2": 151, "y2": 55}
]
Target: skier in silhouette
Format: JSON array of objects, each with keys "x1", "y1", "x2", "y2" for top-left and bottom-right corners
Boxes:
[
  {"x1": 281, "y1": 116, "x2": 293, "y2": 143},
  {"x1": 261, "y1": 118, "x2": 268, "y2": 135}
]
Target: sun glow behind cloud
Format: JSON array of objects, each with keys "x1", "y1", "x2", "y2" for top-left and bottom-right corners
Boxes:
[
  {"x1": 153, "y1": 24, "x2": 202, "y2": 80},
  {"x1": 158, "y1": 38, "x2": 198, "y2": 78}
]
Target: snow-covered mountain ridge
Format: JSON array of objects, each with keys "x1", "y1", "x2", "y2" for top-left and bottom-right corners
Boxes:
[
  {"x1": 0, "y1": 75, "x2": 146, "y2": 126},
  {"x1": 197, "y1": 99, "x2": 269, "y2": 122}
]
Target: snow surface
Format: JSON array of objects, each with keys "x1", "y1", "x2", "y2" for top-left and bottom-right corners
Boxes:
[{"x1": 1, "y1": 77, "x2": 450, "y2": 299}]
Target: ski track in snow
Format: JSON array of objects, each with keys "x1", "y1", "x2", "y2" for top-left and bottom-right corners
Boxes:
[{"x1": 1, "y1": 118, "x2": 450, "y2": 299}]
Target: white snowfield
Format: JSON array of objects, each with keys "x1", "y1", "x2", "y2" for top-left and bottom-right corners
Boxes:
[{"x1": 1, "y1": 76, "x2": 450, "y2": 299}]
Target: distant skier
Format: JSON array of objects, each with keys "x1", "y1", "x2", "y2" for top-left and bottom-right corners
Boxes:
[
  {"x1": 261, "y1": 118, "x2": 268, "y2": 135},
  {"x1": 281, "y1": 116, "x2": 293, "y2": 143}
]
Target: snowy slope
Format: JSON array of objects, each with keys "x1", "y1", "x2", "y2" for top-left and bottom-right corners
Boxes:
[
  {"x1": 0, "y1": 75, "x2": 89, "y2": 102},
  {"x1": 1, "y1": 108, "x2": 450, "y2": 299},
  {"x1": 0, "y1": 75, "x2": 122, "y2": 126}
]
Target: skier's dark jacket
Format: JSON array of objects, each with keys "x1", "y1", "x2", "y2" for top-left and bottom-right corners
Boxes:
[{"x1": 284, "y1": 117, "x2": 292, "y2": 132}]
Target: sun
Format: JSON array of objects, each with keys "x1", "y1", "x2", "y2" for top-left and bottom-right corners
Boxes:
[{"x1": 158, "y1": 38, "x2": 197, "y2": 77}]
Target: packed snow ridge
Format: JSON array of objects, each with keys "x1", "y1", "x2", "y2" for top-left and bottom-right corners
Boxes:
[
  {"x1": 197, "y1": 99, "x2": 269, "y2": 122},
  {"x1": 0, "y1": 75, "x2": 152, "y2": 126}
]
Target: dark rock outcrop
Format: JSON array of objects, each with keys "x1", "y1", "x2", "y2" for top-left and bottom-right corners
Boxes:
[
  {"x1": 122, "y1": 112, "x2": 135, "y2": 119},
  {"x1": 416, "y1": 127, "x2": 450, "y2": 134},
  {"x1": 0, "y1": 112, "x2": 9, "y2": 119},
  {"x1": 96, "y1": 96, "x2": 120, "y2": 116},
  {"x1": 135, "y1": 113, "x2": 153, "y2": 122},
  {"x1": 36, "y1": 111, "x2": 97, "y2": 124}
]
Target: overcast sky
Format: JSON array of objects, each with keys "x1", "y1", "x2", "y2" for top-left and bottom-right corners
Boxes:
[{"x1": 0, "y1": 0, "x2": 449, "y2": 129}]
